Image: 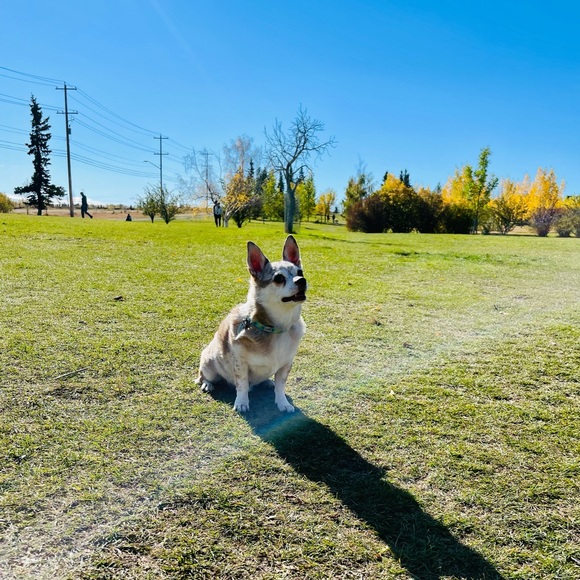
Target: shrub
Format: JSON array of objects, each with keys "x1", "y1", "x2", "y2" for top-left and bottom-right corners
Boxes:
[
  {"x1": 555, "y1": 208, "x2": 580, "y2": 237},
  {"x1": 0, "y1": 193, "x2": 14, "y2": 213},
  {"x1": 390, "y1": 189, "x2": 424, "y2": 233},
  {"x1": 416, "y1": 188, "x2": 445, "y2": 233},
  {"x1": 346, "y1": 188, "x2": 473, "y2": 234},
  {"x1": 439, "y1": 203, "x2": 473, "y2": 234},
  {"x1": 529, "y1": 207, "x2": 558, "y2": 237},
  {"x1": 346, "y1": 193, "x2": 390, "y2": 233}
]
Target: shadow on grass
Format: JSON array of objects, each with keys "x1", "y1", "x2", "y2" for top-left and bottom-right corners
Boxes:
[{"x1": 210, "y1": 382, "x2": 504, "y2": 580}]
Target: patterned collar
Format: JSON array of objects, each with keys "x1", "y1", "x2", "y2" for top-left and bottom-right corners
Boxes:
[{"x1": 238, "y1": 316, "x2": 286, "y2": 335}]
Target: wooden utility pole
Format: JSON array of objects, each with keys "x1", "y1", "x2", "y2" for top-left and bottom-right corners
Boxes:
[
  {"x1": 154, "y1": 134, "x2": 168, "y2": 190},
  {"x1": 201, "y1": 148, "x2": 212, "y2": 206},
  {"x1": 56, "y1": 83, "x2": 77, "y2": 217}
]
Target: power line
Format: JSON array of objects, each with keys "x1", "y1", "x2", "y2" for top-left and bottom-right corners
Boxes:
[
  {"x1": 75, "y1": 117, "x2": 154, "y2": 153},
  {"x1": 74, "y1": 141, "x2": 157, "y2": 167},
  {"x1": 1, "y1": 65, "x2": 196, "y2": 194},
  {"x1": 0, "y1": 124, "x2": 31, "y2": 136},
  {"x1": 74, "y1": 89, "x2": 160, "y2": 137},
  {"x1": 0, "y1": 92, "x2": 61, "y2": 112},
  {"x1": 0, "y1": 66, "x2": 64, "y2": 86},
  {"x1": 0, "y1": 139, "x2": 28, "y2": 152}
]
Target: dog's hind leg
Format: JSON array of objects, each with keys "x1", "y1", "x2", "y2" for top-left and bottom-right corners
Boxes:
[
  {"x1": 195, "y1": 359, "x2": 219, "y2": 393},
  {"x1": 197, "y1": 376, "x2": 214, "y2": 393}
]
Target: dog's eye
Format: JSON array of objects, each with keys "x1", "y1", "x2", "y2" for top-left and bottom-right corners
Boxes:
[
  {"x1": 273, "y1": 273, "x2": 285, "y2": 285},
  {"x1": 297, "y1": 269, "x2": 303, "y2": 277}
]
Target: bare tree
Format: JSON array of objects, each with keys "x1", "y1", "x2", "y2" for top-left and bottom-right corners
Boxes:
[
  {"x1": 180, "y1": 136, "x2": 263, "y2": 224},
  {"x1": 180, "y1": 148, "x2": 224, "y2": 207},
  {"x1": 221, "y1": 135, "x2": 263, "y2": 227},
  {"x1": 222, "y1": 134, "x2": 262, "y2": 180},
  {"x1": 266, "y1": 106, "x2": 336, "y2": 233}
]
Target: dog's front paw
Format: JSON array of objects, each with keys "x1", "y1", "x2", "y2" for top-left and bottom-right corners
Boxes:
[
  {"x1": 233, "y1": 397, "x2": 250, "y2": 413},
  {"x1": 276, "y1": 398, "x2": 295, "y2": 413}
]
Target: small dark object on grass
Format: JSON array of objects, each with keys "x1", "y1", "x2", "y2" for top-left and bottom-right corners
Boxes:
[{"x1": 53, "y1": 367, "x2": 89, "y2": 381}]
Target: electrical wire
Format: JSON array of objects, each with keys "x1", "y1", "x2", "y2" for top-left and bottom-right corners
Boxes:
[
  {"x1": 0, "y1": 66, "x2": 64, "y2": 86},
  {"x1": 75, "y1": 117, "x2": 156, "y2": 153},
  {"x1": 72, "y1": 90, "x2": 160, "y2": 138},
  {"x1": 1, "y1": 65, "x2": 194, "y2": 188}
]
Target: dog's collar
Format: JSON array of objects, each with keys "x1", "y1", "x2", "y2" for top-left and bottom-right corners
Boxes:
[{"x1": 238, "y1": 317, "x2": 286, "y2": 335}]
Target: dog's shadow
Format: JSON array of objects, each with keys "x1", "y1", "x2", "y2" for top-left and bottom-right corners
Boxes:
[{"x1": 209, "y1": 382, "x2": 504, "y2": 580}]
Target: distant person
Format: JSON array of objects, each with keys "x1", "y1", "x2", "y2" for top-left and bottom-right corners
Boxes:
[
  {"x1": 213, "y1": 201, "x2": 222, "y2": 227},
  {"x1": 125, "y1": 213, "x2": 133, "y2": 221},
  {"x1": 80, "y1": 192, "x2": 93, "y2": 219}
]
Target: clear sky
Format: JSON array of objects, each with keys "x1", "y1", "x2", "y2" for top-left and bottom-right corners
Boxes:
[{"x1": 1, "y1": 0, "x2": 579, "y2": 207}]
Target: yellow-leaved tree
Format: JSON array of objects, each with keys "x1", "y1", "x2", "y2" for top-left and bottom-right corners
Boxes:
[
  {"x1": 440, "y1": 166, "x2": 477, "y2": 234},
  {"x1": 442, "y1": 166, "x2": 471, "y2": 207},
  {"x1": 442, "y1": 148, "x2": 498, "y2": 233},
  {"x1": 316, "y1": 189, "x2": 336, "y2": 222},
  {"x1": 488, "y1": 178, "x2": 530, "y2": 234},
  {"x1": 527, "y1": 168, "x2": 565, "y2": 236},
  {"x1": 296, "y1": 174, "x2": 317, "y2": 222},
  {"x1": 224, "y1": 169, "x2": 255, "y2": 228}
]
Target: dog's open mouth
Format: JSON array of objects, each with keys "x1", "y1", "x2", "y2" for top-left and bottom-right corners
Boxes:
[{"x1": 282, "y1": 292, "x2": 307, "y2": 303}]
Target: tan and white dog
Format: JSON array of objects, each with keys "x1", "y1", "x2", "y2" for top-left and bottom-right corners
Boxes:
[{"x1": 196, "y1": 235, "x2": 307, "y2": 413}]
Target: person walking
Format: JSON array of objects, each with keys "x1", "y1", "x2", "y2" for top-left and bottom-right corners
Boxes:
[{"x1": 80, "y1": 192, "x2": 93, "y2": 219}]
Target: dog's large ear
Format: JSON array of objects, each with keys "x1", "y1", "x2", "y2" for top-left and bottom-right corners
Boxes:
[
  {"x1": 282, "y1": 235, "x2": 301, "y2": 267},
  {"x1": 247, "y1": 241, "x2": 269, "y2": 278}
]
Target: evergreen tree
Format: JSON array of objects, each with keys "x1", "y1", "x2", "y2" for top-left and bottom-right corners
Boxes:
[
  {"x1": 399, "y1": 169, "x2": 411, "y2": 187},
  {"x1": 14, "y1": 95, "x2": 64, "y2": 215},
  {"x1": 344, "y1": 171, "x2": 372, "y2": 214},
  {"x1": 250, "y1": 167, "x2": 268, "y2": 219},
  {"x1": 278, "y1": 172, "x2": 285, "y2": 194}
]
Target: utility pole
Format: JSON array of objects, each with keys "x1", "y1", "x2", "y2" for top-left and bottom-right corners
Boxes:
[
  {"x1": 154, "y1": 134, "x2": 168, "y2": 191},
  {"x1": 201, "y1": 148, "x2": 212, "y2": 206},
  {"x1": 56, "y1": 83, "x2": 77, "y2": 217}
]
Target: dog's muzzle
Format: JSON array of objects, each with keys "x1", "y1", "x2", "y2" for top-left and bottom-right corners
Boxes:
[{"x1": 282, "y1": 276, "x2": 307, "y2": 302}]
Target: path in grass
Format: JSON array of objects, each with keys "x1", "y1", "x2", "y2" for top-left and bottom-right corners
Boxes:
[{"x1": 1, "y1": 216, "x2": 579, "y2": 578}]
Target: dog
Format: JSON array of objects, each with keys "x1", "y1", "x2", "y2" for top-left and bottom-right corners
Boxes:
[{"x1": 195, "y1": 235, "x2": 307, "y2": 413}]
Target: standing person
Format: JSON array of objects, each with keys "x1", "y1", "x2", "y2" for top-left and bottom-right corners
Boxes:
[
  {"x1": 80, "y1": 192, "x2": 93, "y2": 219},
  {"x1": 213, "y1": 200, "x2": 222, "y2": 227}
]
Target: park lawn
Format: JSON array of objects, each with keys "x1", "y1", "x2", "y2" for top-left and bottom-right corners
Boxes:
[{"x1": 0, "y1": 214, "x2": 579, "y2": 579}]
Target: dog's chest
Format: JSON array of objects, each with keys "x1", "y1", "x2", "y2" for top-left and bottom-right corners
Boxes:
[{"x1": 242, "y1": 322, "x2": 304, "y2": 381}]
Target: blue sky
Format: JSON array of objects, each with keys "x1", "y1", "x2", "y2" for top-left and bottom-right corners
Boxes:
[{"x1": 1, "y1": 0, "x2": 579, "y2": 206}]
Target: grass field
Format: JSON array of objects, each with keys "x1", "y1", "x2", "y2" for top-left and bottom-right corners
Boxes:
[{"x1": 1, "y1": 214, "x2": 579, "y2": 579}]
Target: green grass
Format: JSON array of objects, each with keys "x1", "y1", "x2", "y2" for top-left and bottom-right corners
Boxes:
[{"x1": 1, "y1": 214, "x2": 579, "y2": 579}]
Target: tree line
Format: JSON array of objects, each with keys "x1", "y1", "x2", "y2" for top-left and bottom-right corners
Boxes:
[
  {"x1": 6, "y1": 96, "x2": 579, "y2": 237},
  {"x1": 345, "y1": 148, "x2": 579, "y2": 237}
]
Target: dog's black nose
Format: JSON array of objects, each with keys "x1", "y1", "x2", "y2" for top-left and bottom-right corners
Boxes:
[{"x1": 294, "y1": 276, "x2": 307, "y2": 290}]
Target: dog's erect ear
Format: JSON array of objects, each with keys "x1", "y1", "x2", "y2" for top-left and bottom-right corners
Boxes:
[
  {"x1": 282, "y1": 235, "x2": 301, "y2": 267},
  {"x1": 247, "y1": 241, "x2": 269, "y2": 278}
]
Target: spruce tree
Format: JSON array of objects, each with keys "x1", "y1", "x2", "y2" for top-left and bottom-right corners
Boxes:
[
  {"x1": 14, "y1": 95, "x2": 64, "y2": 215},
  {"x1": 399, "y1": 169, "x2": 411, "y2": 188}
]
